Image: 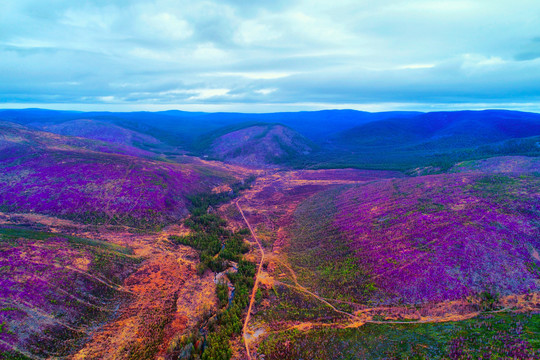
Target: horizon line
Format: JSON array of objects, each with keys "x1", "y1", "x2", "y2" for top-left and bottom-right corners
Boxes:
[{"x1": 2, "y1": 102, "x2": 540, "y2": 114}]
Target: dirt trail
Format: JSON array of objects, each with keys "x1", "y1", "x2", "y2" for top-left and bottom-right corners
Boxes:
[
  {"x1": 69, "y1": 226, "x2": 216, "y2": 360},
  {"x1": 274, "y1": 280, "x2": 358, "y2": 319},
  {"x1": 226, "y1": 170, "x2": 540, "y2": 356},
  {"x1": 0, "y1": 339, "x2": 42, "y2": 360},
  {"x1": 274, "y1": 258, "x2": 368, "y2": 308},
  {"x1": 236, "y1": 200, "x2": 264, "y2": 360}
]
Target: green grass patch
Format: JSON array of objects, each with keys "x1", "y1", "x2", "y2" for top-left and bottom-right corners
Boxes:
[
  {"x1": 0, "y1": 226, "x2": 134, "y2": 255},
  {"x1": 259, "y1": 313, "x2": 540, "y2": 360},
  {"x1": 287, "y1": 186, "x2": 375, "y2": 302},
  {"x1": 256, "y1": 285, "x2": 345, "y2": 323}
]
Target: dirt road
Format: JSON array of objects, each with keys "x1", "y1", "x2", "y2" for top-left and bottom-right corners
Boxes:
[{"x1": 236, "y1": 200, "x2": 265, "y2": 360}]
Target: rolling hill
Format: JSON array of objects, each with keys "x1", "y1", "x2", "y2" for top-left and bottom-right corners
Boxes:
[
  {"x1": 1, "y1": 108, "x2": 540, "y2": 359},
  {"x1": 313, "y1": 110, "x2": 540, "y2": 170},
  {"x1": 0, "y1": 226, "x2": 139, "y2": 358},
  {"x1": 0, "y1": 121, "x2": 236, "y2": 228},
  {"x1": 337, "y1": 110, "x2": 540, "y2": 148},
  {"x1": 202, "y1": 123, "x2": 315, "y2": 167},
  {"x1": 0, "y1": 108, "x2": 420, "y2": 151},
  {"x1": 287, "y1": 171, "x2": 540, "y2": 305},
  {"x1": 37, "y1": 119, "x2": 163, "y2": 149},
  {"x1": 4, "y1": 109, "x2": 539, "y2": 172}
]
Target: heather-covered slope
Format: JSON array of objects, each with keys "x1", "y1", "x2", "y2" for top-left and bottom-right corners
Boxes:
[
  {"x1": 451, "y1": 156, "x2": 540, "y2": 174},
  {"x1": 38, "y1": 119, "x2": 162, "y2": 149},
  {"x1": 0, "y1": 123, "x2": 235, "y2": 228},
  {"x1": 204, "y1": 123, "x2": 314, "y2": 167},
  {"x1": 0, "y1": 226, "x2": 139, "y2": 358},
  {"x1": 0, "y1": 121, "x2": 151, "y2": 158},
  {"x1": 288, "y1": 171, "x2": 540, "y2": 304}
]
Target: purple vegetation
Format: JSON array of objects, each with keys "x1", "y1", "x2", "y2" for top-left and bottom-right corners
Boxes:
[
  {"x1": 333, "y1": 173, "x2": 540, "y2": 304},
  {"x1": 39, "y1": 119, "x2": 162, "y2": 148},
  {"x1": 209, "y1": 124, "x2": 313, "y2": 167},
  {"x1": 451, "y1": 156, "x2": 540, "y2": 174},
  {"x1": 0, "y1": 134, "x2": 230, "y2": 227},
  {"x1": 0, "y1": 231, "x2": 138, "y2": 357},
  {"x1": 0, "y1": 120, "x2": 153, "y2": 158}
]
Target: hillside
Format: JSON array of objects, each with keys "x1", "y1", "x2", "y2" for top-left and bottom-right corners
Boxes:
[
  {"x1": 337, "y1": 110, "x2": 540, "y2": 148},
  {"x1": 313, "y1": 110, "x2": 540, "y2": 170},
  {"x1": 204, "y1": 123, "x2": 314, "y2": 167},
  {"x1": 288, "y1": 172, "x2": 540, "y2": 304},
  {"x1": 0, "y1": 122, "x2": 236, "y2": 228},
  {"x1": 0, "y1": 121, "x2": 151, "y2": 158},
  {"x1": 210, "y1": 157, "x2": 540, "y2": 359},
  {"x1": 0, "y1": 226, "x2": 139, "y2": 358},
  {"x1": 4, "y1": 109, "x2": 539, "y2": 172},
  {"x1": 0, "y1": 109, "x2": 420, "y2": 150},
  {"x1": 450, "y1": 155, "x2": 540, "y2": 173},
  {"x1": 0, "y1": 121, "x2": 253, "y2": 359},
  {"x1": 1, "y1": 109, "x2": 540, "y2": 359},
  {"x1": 38, "y1": 119, "x2": 163, "y2": 150}
]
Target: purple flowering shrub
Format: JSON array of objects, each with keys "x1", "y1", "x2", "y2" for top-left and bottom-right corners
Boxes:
[
  {"x1": 332, "y1": 173, "x2": 540, "y2": 304},
  {"x1": 208, "y1": 124, "x2": 313, "y2": 166},
  {"x1": 0, "y1": 120, "x2": 153, "y2": 158},
  {"x1": 39, "y1": 119, "x2": 162, "y2": 149},
  {"x1": 0, "y1": 227, "x2": 139, "y2": 357},
  {"x1": 0, "y1": 144, "x2": 230, "y2": 228}
]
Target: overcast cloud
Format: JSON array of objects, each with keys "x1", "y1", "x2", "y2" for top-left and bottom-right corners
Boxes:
[{"x1": 1, "y1": 0, "x2": 540, "y2": 111}]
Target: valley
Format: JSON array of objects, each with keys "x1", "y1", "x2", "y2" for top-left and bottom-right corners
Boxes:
[
  {"x1": 218, "y1": 166, "x2": 540, "y2": 359},
  {"x1": 0, "y1": 109, "x2": 539, "y2": 359}
]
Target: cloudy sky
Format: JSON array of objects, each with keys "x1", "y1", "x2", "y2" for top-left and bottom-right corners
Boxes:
[{"x1": 2, "y1": 0, "x2": 540, "y2": 112}]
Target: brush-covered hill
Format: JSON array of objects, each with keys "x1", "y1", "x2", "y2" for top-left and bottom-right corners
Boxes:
[
  {"x1": 450, "y1": 155, "x2": 540, "y2": 174},
  {"x1": 201, "y1": 123, "x2": 314, "y2": 167},
  {"x1": 0, "y1": 120, "x2": 154, "y2": 158},
  {"x1": 0, "y1": 108, "x2": 420, "y2": 153},
  {"x1": 37, "y1": 119, "x2": 163, "y2": 150},
  {"x1": 3, "y1": 108, "x2": 539, "y2": 171},
  {"x1": 287, "y1": 167, "x2": 540, "y2": 305},
  {"x1": 0, "y1": 122, "x2": 236, "y2": 228},
  {"x1": 0, "y1": 226, "x2": 139, "y2": 358}
]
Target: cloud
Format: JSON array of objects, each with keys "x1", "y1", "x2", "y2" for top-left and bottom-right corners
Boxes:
[
  {"x1": 1, "y1": 0, "x2": 540, "y2": 111},
  {"x1": 514, "y1": 36, "x2": 540, "y2": 61}
]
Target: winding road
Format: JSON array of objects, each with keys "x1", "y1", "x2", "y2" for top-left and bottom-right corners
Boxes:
[
  {"x1": 233, "y1": 194, "x2": 516, "y2": 358},
  {"x1": 236, "y1": 200, "x2": 265, "y2": 360}
]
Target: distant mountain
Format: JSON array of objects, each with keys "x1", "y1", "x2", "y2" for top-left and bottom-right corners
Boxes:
[
  {"x1": 337, "y1": 110, "x2": 540, "y2": 148},
  {"x1": 313, "y1": 110, "x2": 540, "y2": 171},
  {"x1": 202, "y1": 123, "x2": 314, "y2": 167},
  {"x1": 2, "y1": 108, "x2": 539, "y2": 171},
  {"x1": 0, "y1": 108, "x2": 420, "y2": 145},
  {"x1": 186, "y1": 110, "x2": 420, "y2": 141}
]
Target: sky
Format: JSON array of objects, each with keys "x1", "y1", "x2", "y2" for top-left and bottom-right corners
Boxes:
[{"x1": 2, "y1": 0, "x2": 540, "y2": 112}]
